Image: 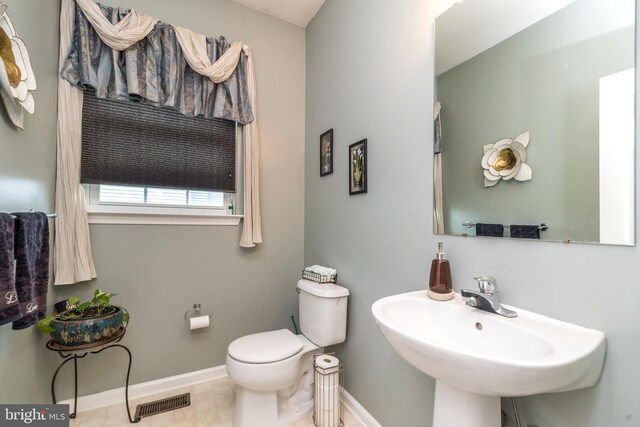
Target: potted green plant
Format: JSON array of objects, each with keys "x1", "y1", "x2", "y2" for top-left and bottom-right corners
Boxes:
[{"x1": 38, "y1": 289, "x2": 129, "y2": 347}]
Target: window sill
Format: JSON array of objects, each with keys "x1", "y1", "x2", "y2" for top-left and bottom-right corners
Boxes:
[{"x1": 87, "y1": 206, "x2": 243, "y2": 226}]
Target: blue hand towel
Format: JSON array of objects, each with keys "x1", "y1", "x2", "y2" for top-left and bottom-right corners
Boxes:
[
  {"x1": 476, "y1": 223, "x2": 504, "y2": 237},
  {"x1": 11, "y1": 212, "x2": 49, "y2": 330},
  {"x1": 510, "y1": 225, "x2": 541, "y2": 240},
  {"x1": 0, "y1": 213, "x2": 21, "y2": 327}
]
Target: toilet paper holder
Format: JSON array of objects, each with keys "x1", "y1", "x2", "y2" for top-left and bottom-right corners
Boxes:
[{"x1": 184, "y1": 303, "x2": 213, "y2": 322}]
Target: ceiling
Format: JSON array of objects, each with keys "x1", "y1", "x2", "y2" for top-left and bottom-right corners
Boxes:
[
  {"x1": 435, "y1": 0, "x2": 577, "y2": 75},
  {"x1": 230, "y1": 0, "x2": 325, "y2": 28}
]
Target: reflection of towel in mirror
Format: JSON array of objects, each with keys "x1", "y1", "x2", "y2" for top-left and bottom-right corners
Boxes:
[
  {"x1": 0, "y1": 213, "x2": 21, "y2": 326},
  {"x1": 510, "y1": 225, "x2": 540, "y2": 240},
  {"x1": 476, "y1": 223, "x2": 504, "y2": 237},
  {"x1": 11, "y1": 212, "x2": 49, "y2": 330}
]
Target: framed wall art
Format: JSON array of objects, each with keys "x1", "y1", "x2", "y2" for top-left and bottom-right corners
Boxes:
[
  {"x1": 320, "y1": 128, "x2": 333, "y2": 176},
  {"x1": 349, "y1": 139, "x2": 367, "y2": 195}
]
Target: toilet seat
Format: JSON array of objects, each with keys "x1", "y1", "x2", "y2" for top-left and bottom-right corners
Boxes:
[{"x1": 228, "y1": 329, "x2": 303, "y2": 364}]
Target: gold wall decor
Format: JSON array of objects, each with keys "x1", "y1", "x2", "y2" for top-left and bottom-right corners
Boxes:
[
  {"x1": 481, "y1": 132, "x2": 532, "y2": 187},
  {"x1": 0, "y1": 2, "x2": 36, "y2": 130}
]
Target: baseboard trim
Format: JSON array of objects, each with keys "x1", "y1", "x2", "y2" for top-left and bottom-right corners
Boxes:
[
  {"x1": 342, "y1": 388, "x2": 382, "y2": 427},
  {"x1": 61, "y1": 364, "x2": 382, "y2": 427},
  {"x1": 59, "y1": 365, "x2": 227, "y2": 413}
]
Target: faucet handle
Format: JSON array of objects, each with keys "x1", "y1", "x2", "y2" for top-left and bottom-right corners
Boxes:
[{"x1": 474, "y1": 275, "x2": 497, "y2": 294}]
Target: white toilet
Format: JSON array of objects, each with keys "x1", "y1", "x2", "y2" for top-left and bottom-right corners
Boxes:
[{"x1": 226, "y1": 279, "x2": 349, "y2": 427}]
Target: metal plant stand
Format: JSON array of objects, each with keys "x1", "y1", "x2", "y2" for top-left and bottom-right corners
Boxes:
[{"x1": 46, "y1": 328, "x2": 140, "y2": 423}]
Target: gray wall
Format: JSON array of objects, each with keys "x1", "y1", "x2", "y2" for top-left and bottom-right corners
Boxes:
[
  {"x1": 437, "y1": 0, "x2": 635, "y2": 242},
  {"x1": 306, "y1": 1, "x2": 640, "y2": 427},
  {"x1": 0, "y1": 0, "x2": 61, "y2": 404},
  {"x1": 0, "y1": 0, "x2": 305, "y2": 403}
]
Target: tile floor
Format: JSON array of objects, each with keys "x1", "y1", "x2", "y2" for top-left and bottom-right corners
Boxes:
[{"x1": 69, "y1": 377, "x2": 363, "y2": 427}]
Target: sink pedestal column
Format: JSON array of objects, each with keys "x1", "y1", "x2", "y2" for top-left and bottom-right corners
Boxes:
[{"x1": 432, "y1": 381, "x2": 500, "y2": 427}]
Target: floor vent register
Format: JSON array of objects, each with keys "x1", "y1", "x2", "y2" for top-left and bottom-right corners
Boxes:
[{"x1": 134, "y1": 393, "x2": 191, "y2": 419}]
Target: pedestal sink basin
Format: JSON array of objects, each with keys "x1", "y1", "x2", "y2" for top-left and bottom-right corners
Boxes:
[{"x1": 371, "y1": 291, "x2": 606, "y2": 427}]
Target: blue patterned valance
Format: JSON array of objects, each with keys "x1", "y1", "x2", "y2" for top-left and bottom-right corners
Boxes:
[{"x1": 61, "y1": 2, "x2": 254, "y2": 124}]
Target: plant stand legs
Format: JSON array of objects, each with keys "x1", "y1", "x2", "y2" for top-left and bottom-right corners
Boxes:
[
  {"x1": 51, "y1": 356, "x2": 80, "y2": 418},
  {"x1": 49, "y1": 340, "x2": 140, "y2": 423}
]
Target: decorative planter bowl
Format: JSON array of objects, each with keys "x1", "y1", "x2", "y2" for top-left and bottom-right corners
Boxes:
[{"x1": 48, "y1": 306, "x2": 126, "y2": 347}]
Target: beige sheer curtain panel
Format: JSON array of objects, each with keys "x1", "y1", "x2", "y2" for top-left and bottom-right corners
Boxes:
[
  {"x1": 174, "y1": 28, "x2": 244, "y2": 81},
  {"x1": 75, "y1": 0, "x2": 158, "y2": 51},
  {"x1": 239, "y1": 46, "x2": 262, "y2": 247},
  {"x1": 54, "y1": 0, "x2": 96, "y2": 285},
  {"x1": 433, "y1": 102, "x2": 445, "y2": 235}
]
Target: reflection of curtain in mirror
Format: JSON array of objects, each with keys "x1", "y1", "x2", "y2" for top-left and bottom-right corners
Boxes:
[{"x1": 433, "y1": 102, "x2": 444, "y2": 234}]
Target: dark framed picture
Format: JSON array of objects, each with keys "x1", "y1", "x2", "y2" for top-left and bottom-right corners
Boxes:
[
  {"x1": 320, "y1": 129, "x2": 334, "y2": 176},
  {"x1": 349, "y1": 139, "x2": 367, "y2": 195}
]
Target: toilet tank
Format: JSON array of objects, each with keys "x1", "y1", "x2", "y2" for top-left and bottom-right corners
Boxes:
[{"x1": 297, "y1": 279, "x2": 349, "y2": 347}]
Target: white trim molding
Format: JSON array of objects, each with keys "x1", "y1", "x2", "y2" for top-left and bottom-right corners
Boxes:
[
  {"x1": 342, "y1": 388, "x2": 383, "y2": 427},
  {"x1": 87, "y1": 209, "x2": 243, "y2": 225},
  {"x1": 58, "y1": 365, "x2": 228, "y2": 413},
  {"x1": 60, "y1": 364, "x2": 382, "y2": 427}
]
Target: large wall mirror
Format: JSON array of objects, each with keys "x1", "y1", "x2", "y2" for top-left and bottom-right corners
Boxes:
[{"x1": 434, "y1": 0, "x2": 636, "y2": 245}]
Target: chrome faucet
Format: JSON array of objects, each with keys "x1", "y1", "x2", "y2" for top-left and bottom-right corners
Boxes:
[{"x1": 460, "y1": 276, "x2": 517, "y2": 318}]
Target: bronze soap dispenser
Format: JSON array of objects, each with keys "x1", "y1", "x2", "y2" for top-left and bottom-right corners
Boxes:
[{"x1": 428, "y1": 242, "x2": 454, "y2": 301}]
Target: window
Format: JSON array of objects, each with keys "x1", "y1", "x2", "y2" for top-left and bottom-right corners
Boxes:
[
  {"x1": 85, "y1": 184, "x2": 238, "y2": 225},
  {"x1": 80, "y1": 91, "x2": 241, "y2": 225},
  {"x1": 98, "y1": 185, "x2": 225, "y2": 208}
]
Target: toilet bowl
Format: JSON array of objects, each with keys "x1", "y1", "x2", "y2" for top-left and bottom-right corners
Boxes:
[
  {"x1": 226, "y1": 329, "x2": 320, "y2": 426},
  {"x1": 226, "y1": 280, "x2": 349, "y2": 427},
  {"x1": 226, "y1": 329, "x2": 310, "y2": 391}
]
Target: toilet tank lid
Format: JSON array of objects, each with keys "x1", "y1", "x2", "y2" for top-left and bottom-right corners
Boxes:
[{"x1": 297, "y1": 279, "x2": 349, "y2": 298}]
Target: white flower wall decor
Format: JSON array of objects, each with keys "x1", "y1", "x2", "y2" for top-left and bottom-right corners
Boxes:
[
  {"x1": 481, "y1": 131, "x2": 532, "y2": 188},
  {"x1": 0, "y1": 3, "x2": 36, "y2": 130}
]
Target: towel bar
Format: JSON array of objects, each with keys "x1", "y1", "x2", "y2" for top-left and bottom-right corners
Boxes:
[
  {"x1": 463, "y1": 221, "x2": 548, "y2": 231},
  {"x1": 9, "y1": 211, "x2": 57, "y2": 219}
]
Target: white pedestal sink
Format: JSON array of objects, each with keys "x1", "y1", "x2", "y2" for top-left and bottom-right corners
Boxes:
[{"x1": 371, "y1": 291, "x2": 606, "y2": 427}]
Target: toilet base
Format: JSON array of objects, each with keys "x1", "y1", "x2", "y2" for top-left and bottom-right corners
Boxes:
[
  {"x1": 277, "y1": 393, "x2": 314, "y2": 426},
  {"x1": 231, "y1": 346, "x2": 320, "y2": 427},
  {"x1": 234, "y1": 387, "x2": 279, "y2": 427},
  {"x1": 232, "y1": 385, "x2": 315, "y2": 427}
]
